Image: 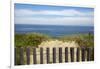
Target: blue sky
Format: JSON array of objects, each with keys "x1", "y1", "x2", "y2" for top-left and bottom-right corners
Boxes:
[{"x1": 15, "y1": 3, "x2": 94, "y2": 26}]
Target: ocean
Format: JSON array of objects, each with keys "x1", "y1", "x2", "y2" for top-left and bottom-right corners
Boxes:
[{"x1": 15, "y1": 24, "x2": 94, "y2": 37}]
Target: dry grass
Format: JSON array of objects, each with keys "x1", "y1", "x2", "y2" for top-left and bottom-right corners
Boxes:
[{"x1": 38, "y1": 40, "x2": 79, "y2": 48}]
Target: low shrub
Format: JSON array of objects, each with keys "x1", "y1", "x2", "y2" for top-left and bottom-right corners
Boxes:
[{"x1": 15, "y1": 33, "x2": 51, "y2": 48}]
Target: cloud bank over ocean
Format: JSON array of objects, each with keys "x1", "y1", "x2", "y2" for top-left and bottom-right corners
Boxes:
[{"x1": 15, "y1": 4, "x2": 94, "y2": 26}]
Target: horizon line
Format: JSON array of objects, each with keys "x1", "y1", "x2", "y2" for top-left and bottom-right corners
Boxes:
[{"x1": 15, "y1": 23, "x2": 94, "y2": 26}]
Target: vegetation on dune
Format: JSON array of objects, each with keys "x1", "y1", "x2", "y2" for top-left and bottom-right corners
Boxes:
[
  {"x1": 58, "y1": 33, "x2": 94, "y2": 48},
  {"x1": 15, "y1": 33, "x2": 52, "y2": 65},
  {"x1": 15, "y1": 33, "x2": 94, "y2": 65},
  {"x1": 15, "y1": 33, "x2": 52, "y2": 48},
  {"x1": 15, "y1": 32, "x2": 94, "y2": 48}
]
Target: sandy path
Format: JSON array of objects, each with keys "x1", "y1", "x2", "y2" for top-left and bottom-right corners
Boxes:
[{"x1": 23, "y1": 40, "x2": 87, "y2": 64}]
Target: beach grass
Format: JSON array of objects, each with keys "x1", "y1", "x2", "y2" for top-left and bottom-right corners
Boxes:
[
  {"x1": 15, "y1": 32, "x2": 94, "y2": 65},
  {"x1": 15, "y1": 32, "x2": 94, "y2": 48}
]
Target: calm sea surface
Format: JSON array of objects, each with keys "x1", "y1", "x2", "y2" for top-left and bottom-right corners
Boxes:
[{"x1": 15, "y1": 24, "x2": 94, "y2": 37}]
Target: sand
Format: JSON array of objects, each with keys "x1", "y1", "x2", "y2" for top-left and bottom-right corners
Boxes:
[{"x1": 23, "y1": 40, "x2": 85, "y2": 64}]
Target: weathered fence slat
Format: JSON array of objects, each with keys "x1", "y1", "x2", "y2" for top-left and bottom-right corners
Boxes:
[
  {"x1": 87, "y1": 48, "x2": 92, "y2": 61},
  {"x1": 20, "y1": 47, "x2": 24, "y2": 65},
  {"x1": 70, "y1": 48, "x2": 74, "y2": 62},
  {"x1": 40, "y1": 48, "x2": 43, "y2": 64},
  {"x1": 14, "y1": 48, "x2": 17, "y2": 65},
  {"x1": 91, "y1": 48, "x2": 94, "y2": 61},
  {"x1": 76, "y1": 48, "x2": 80, "y2": 62},
  {"x1": 15, "y1": 47, "x2": 94, "y2": 65},
  {"x1": 65, "y1": 47, "x2": 68, "y2": 62},
  {"x1": 46, "y1": 48, "x2": 50, "y2": 64},
  {"x1": 81, "y1": 48, "x2": 86, "y2": 61},
  {"x1": 59, "y1": 47, "x2": 62, "y2": 63},
  {"x1": 53, "y1": 48, "x2": 56, "y2": 63},
  {"x1": 26, "y1": 47, "x2": 30, "y2": 65},
  {"x1": 33, "y1": 48, "x2": 37, "y2": 64}
]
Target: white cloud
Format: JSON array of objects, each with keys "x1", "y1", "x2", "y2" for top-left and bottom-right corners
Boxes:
[
  {"x1": 15, "y1": 9, "x2": 94, "y2": 26},
  {"x1": 15, "y1": 9, "x2": 93, "y2": 17}
]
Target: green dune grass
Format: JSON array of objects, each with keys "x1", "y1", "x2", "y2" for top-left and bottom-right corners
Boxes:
[{"x1": 15, "y1": 32, "x2": 94, "y2": 48}]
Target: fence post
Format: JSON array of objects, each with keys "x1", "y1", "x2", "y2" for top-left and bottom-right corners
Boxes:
[
  {"x1": 46, "y1": 48, "x2": 50, "y2": 64},
  {"x1": 65, "y1": 47, "x2": 68, "y2": 62},
  {"x1": 33, "y1": 48, "x2": 37, "y2": 64},
  {"x1": 40, "y1": 48, "x2": 43, "y2": 64},
  {"x1": 20, "y1": 47, "x2": 24, "y2": 65},
  {"x1": 59, "y1": 47, "x2": 62, "y2": 63},
  {"x1": 70, "y1": 47, "x2": 74, "y2": 62},
  {"x1": 76, "y1": 48, "x2": 80, "y2": 62},
  {"x1": 26, "y1": 47, "x2": 30, "y2": 65},
  {"x1": 91, "y1": 48, "x2": 94, "y2": 61},
  {"x1": 14, "y1": 48, "x2": 17, "y2": 65},
  {"x1": 53, "y1": 48, "x2": 56, "y2": 63},
  {"x1": 81, "y1": 47, "x2": 86, "y2": 61},
  {"x1": 87, "y1": 47, "x2": 92, "y2": 61}
]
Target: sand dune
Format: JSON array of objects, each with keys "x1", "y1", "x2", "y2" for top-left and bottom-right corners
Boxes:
[
  {"x1": 38, "y1": 40, "x2": 79, "y2": 48},
  {"x1": 24, "y1": 40, "x2": 81, "y2": 64}
]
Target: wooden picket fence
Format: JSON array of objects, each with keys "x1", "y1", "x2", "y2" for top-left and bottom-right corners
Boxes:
[{"x1": 15, "y1": 47, "x2": 94, "y2": 65}]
